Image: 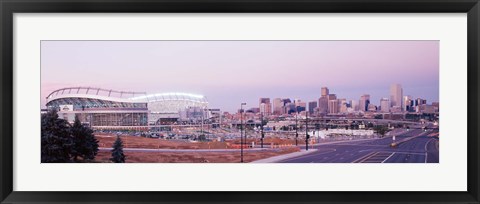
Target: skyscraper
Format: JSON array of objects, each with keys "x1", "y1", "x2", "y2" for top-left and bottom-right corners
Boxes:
[
  {"x1": 318, "y1": 97, "x2": 328, "y2": 115},
  {"x1": 318, "y1": 87, "x2": 332, "y2": 115},
  {"x1": 416, "y1": 98, "x2": 427, "y2": 106},
  {"x1": 338, "y1": 99, "x2": 348, "y2": 113},
  {"x1": 272, "y1": 98, "x2": 283, "y2": 115},
  {"x1": 294, "y1": 99, "x2": 306, "y2": 113},
  {"x1": 380, "y1": 98, "x2": 390, "y2": 112},
  {"x1": 325, "y1": 94, "x2": 337, "y2": 113},
  {"x1": 259, "y1": 98, "x2": 272, "y2": 115},
  {"x1": 328, "y1": 99, "x2": 339, "y2": 114},
  {"x1": 403, "y1": 95, "x2": 413, "y2": 112},
  {"x1": 327, "y1": 94, "x2": 337, "y2": 101},
  {"x1": 308, "y1": 101, "x2": 317, "y2": 114},
  {"x1": 282, "y1": 98, "x2": 292, "y2": 114},
  {"x1": 359, "y1": 94, "x2": 370, "y2": 112},
  {"x1": 321, "y1": 87, "x2": 329, "y2": 96},
  {"x1": 390, "y1": 84, "x2": 403, "y2": 111},
  {"x1": 350, "y1": 100, "x2": 359, "y2": 111}
]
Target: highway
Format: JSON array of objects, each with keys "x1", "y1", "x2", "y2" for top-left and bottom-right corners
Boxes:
[{"x1": 280, "y1": 129, "x2": 439, "y2": 163}]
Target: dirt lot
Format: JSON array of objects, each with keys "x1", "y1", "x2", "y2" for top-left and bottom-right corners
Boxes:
[
  {"x1": 95, "y1": 147, "x2": 299, "y2": 163},
  {"x1": 96, "y1": 134, "x2": 230, "y2": 149},
  {"x1": 95, "y1": 134, "x2": 308, "y2": 149},
  {"x1": 95, "y1": 134, "x2": 300, "y2": 163}
]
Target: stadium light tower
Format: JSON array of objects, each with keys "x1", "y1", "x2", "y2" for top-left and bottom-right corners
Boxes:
[{"x1": 240, "y1": 102, "x2": 246, "y2": 163}]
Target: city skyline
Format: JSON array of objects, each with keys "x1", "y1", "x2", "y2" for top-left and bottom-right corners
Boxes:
[
  {"x1": 41, "y1": 41, "x2": 439, "y2": 112},
  {"x1": 244, "y1": 84, "x2": 436, "y2": 114}
]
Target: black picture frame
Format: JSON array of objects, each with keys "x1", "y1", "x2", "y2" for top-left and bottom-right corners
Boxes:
[{"x1": 1, "y1": 0, "x2": 479, "y2": 203}]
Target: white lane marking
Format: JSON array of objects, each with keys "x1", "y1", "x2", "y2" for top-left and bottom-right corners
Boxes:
[
  {"x1": 387, "y1": 151, "x2": 427, "y2": 156},
  {"x1": 359, "y1": 149, "x2": 377, "y2": 153},
  {"x1": 354, "y1": 152, "x2": 379, "y2": 163},
  {"x1": 381, "y1": 152, "x2": 395, "y2": 163}
]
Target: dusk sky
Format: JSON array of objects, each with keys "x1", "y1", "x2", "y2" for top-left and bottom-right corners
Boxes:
[{"x1": 41, "y1": 41, "x2": 439, "y2": 112}]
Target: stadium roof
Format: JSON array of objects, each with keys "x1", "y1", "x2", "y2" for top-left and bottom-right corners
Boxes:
[{"x1": 46, "y1": 87, "x2": 207, "y2": 104}]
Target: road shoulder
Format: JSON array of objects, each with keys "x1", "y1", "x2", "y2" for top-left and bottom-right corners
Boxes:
[{"x1": 250, "y1": 149, "x2": 318, "y2": 163}]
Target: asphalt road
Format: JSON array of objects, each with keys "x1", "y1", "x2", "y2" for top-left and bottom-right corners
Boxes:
[{"x1": 280, "y1": 129, "x2": 439, "y2": 163}]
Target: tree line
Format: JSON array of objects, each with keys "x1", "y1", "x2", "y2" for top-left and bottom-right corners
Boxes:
[{"x1": 41, "y1": 109, "x2": 125, "y2": 163}]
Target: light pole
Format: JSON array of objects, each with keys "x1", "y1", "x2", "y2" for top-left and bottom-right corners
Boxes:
[
  {"x1": 315, "y1": 117, "x2": 319, "y2": 143},
  {"x1": 240, "y1": 102, "x2": 246, "y2": 163},
  {"x1": 305, "y1": 111, "x2": 309, "y2": 151},
  {"x1": 201, "y1": 108, "x2": 204, "y2": 136},
  {"x1": 261, "y1": 113, "x2": 264, "y2": 148},
  {"x1": 244, "y1": 113, "x2": 248, "y2": 153},
  {"x1": 295, "y1": 108, "x2": 299, "y2": 146}
]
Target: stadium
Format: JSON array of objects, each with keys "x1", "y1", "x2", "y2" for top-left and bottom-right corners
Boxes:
[{"x1": 44, "y1": 87, "x2": 209, "y2": 130}]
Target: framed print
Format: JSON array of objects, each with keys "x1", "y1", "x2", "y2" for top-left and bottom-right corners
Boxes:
[{"x1": 1, "y1": 0, "x2": 479, "y2": 203}]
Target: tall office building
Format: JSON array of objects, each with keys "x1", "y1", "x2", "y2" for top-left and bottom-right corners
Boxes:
[
  {"x1": 282, "y1": 98, "x2": 292, "y2": 114},
  {"x1": 328, "y1": 99, "x2": 339, "y2": 114},
  {"x1": 390, "y1": 84, "x2": 403, "y2": 111},
  {"x1": 272, "y1": 98, "x2": 283, "y2": 115},
  {"x1": 403, "y1": 95, "x2": 413, "y2": 112},
  {"x1": 318, "y1": 97, "x2": 328, "y2": 114},
  {"x1": 414, "y1": 98, "x2": 427, "y2": 112},
  {"x1": 327, "y1": 94, "x2": 337, "y2": 101},
  {"x1": 350, "y1": 100, "x2": 359, "y2": 111},
  {"x1": 294, "y1": 99, "x2": 307, "y2": 112},
  {"x1": 359, "y1": 94, "x2": 370, "y2": 112},
  {"x1": 416, "y1": 98, "x2": 427, "y2": 106},
  {"x1": 259, "y1": 98, "x2": 272, "y2": 115},
  {"x1": 321, "y1": 87, "x2": 329, "y2": 96},
  {"x1": 380, "y1": 98, "x2": 390, "y2": 112},
  {"x1": 367, "y1": 104, "x2": 377, "y2": 112},
  {"x1": 326, "y1": 94, "x2": 337, "y2": 113},
  {"x1": 432, "y1": 102, "x2": 440, "y2": 112},
  {"x1": 338, "y1": 99, "x2": 348, "y2": 113},
  {"x1": 285, "y1": 103, "x2": 297, "y2": 114},
  {"x1": 318, "y1": 87, "x2": 330, "y2": 115},
  {"x1": 308, "y1": 101, "x2": 318, "y2": 114}
]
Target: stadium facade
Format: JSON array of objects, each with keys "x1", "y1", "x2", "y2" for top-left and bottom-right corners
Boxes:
[{"x1": 45, "y1": 87, "x2": 209, "y2": 130}]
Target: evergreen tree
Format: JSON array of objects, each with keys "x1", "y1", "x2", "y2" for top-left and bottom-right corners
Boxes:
[
  {"x1": 71, "y1": 115, "x2": 99, "y2": 162},
  {"x1": 110, "y1": 136, "x2": 125, "y2": 163},
  {"x1": 41, "y1": 109, "x2": 73, "y2": 163},
  {"x1": 374, "y1": 125, "x2": 390, "y2": 138},
  {"x1": 197, "y1": 134, "x2": 207, "y2": 141}
]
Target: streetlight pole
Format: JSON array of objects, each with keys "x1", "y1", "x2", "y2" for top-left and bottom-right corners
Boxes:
[
  {"x1": 295, "y1": 109, "x2": 298, "y2": 146},
  {"x1": 245, "y1": 114, "x2": 248, "y2": 152},
  {"x1": 201, "y1": 108, "x2": 204, "y2": 136},
  {"x1": 305, "y1": 111, "x2": 309, "y2": 151},
  {"x1": 261, "y1": 113, "x2": 264, "y2": 148},
  {"x1": 240, "y1": 103, "x2": 246, "y2": 163}
]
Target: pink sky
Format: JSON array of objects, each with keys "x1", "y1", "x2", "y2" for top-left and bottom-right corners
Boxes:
[{"x1": 41, "y1": 41, "x2": 439, "y2": 112}]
